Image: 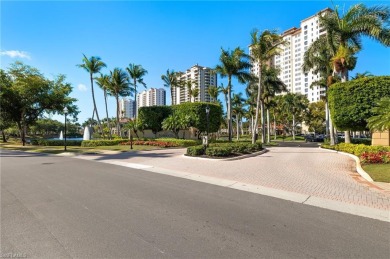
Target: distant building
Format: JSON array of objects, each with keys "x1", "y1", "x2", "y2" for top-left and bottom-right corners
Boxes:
[
  {"x1": 137, "y1": 88, "x2": 166, "y2": 108},
  {"x1": 250, "y1": 8, "x2": 331, "y2": 102},
  {"x1": 172, "y1": 64, "x2": 217, "y2": 105},
  {"x1": 120, "y1": 98, "x2": 136, "y2": 118}
]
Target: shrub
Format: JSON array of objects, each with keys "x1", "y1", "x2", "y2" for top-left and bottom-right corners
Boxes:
[
  {"x1": 186, "y1": 145, "x2": 205, "y2": 156},
  {"x1": 121, "y1": 140, "x2": 178, "y2": 148},
  {"x1": 205, "y1": 146, "x2": 233, "y2": 157},
  {"x1": 81, "y1": 139, "x2": 125, "y2": 147},
  {"x1": 31, "y1": 139, "x2": 82, "y2": 146},
  {"x1": 155, "y1": 138, "x2": 200, "y2": 147},
  {"x1": 360, "y1": 151, "x2": 390, "y2": 164}
]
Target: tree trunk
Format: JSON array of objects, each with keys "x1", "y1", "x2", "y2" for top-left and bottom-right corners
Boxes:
[
  {"x1": 329, "y1": 112, "x2": 336, "y2": 145},
  {"x1": 274, "y1": 114, "x2": 277, "y2": 141},
  {"x1": 104, "y1": 90, "x2": 112, "y2": 140},
  {"x1": 116, "y1": 96, "x2": 121, "y2": 137},
  {"x1": 90, "y1": 73, "x2": 103, "y2": 135},
  {"x1": 252, "y1": 63, "x2": 262, "y2": 144},
  {"x1": 292, "y1": 114, "x2": 296, "y2": 140},
  {"x1": 2, "y1": 130, "x2": 7, "y2": 142},
  {"x1": 17, "y1": 120, "x2": 25, "y2": 146},
  {"x1": 340, "y1": 70, "x2": 352, "y2": 144},
  {"x1": 227, "y1": 77, "x2": 232, "y2": 142},
  {"x1": 267, "y1": 109, "x2": 270, "y2": 144},
  {"x1": 325, "y1": 100, "x2": 330, "y2": 140},
  {"x1": 236, "y1": 114, "x2": 239, "y2": 141}
]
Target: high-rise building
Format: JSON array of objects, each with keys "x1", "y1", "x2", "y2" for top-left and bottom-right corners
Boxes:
[
  {"x1": 172, "y1": 64, "x2": 217, "y2": 105},
  {"x1": 250, "y1": 8, "x2": 331, "y2": 102},
  {"x1": 137, "y1": 88, "x2": 166, "y2": 108},
  {"x1": 120, "y1": 98, "x2": 136, "y2": 118}
]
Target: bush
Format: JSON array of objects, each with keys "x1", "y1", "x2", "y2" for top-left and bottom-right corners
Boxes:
[
  {"x1": 360, "y1": 151, "x2": 390, "y2": 164},
  {"x1": 121, "y1": 140, "x2": 179, "y2": 148},
  {"x1": 81, "y1": 139, "x2": 125, "y2": 147},
  {"x1": 205, "y1": 146, "x2": 233, "y2": 157},
  {"x1": 155, "y1": 138, "x2": 200, "y2": 147},
  {"x1": 30, "y1": 139, "x2": 82, "y2": 146},
  {"x1": 186, "y1": 145, "x2": 205, "y2": 156}
]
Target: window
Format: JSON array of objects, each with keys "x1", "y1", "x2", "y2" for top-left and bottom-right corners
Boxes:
[
  {"x1": 304, "y1": 41, "x2": 308, "y2": 45},
  {"x1": 304, "y1": 25, "x2": 308, "y2": 29}
]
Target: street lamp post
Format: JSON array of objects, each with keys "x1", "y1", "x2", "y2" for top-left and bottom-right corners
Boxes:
[{"x1": 64, "y1": 107, "x2": 68, "y2": 151}]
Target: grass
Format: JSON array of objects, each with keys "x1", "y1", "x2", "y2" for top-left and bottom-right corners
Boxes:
[
  {"x1": 362, "y1": 164, "x2": 390, "y2": 183},
  {"x1": 0, "y1": 141, "x2": 160, "y2": 155}
]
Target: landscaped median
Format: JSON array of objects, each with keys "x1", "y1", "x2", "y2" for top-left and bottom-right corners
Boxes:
[
  {"x1": 321, "y1": 143, "x2": 390, "y2": 183},
  {"x1": 186, "y1": 141, "x2": 263, "y2": 159}
]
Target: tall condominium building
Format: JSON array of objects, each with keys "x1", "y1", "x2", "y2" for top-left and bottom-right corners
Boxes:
[
  {"x1": 137, "y1": 88, "x2": 166, "y2": 108},
  {"x1": 250, "y1": 8, "x2": 331, "y2": 102},
  {"x1": 120, "y1": 98, "x2": 136, "y2": 118},
  {"x1": 172, "y1": 64, "x2": 217, "y2": 105}
]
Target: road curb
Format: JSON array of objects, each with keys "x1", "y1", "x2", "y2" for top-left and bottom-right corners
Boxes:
[{"x1": 319, "y1": 147, "x2": 373, "y2": 182}]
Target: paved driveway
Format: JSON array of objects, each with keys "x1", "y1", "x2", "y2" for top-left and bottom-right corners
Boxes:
[{"x1": 76, "y1": 146, "x2": 390, "y2": 211}]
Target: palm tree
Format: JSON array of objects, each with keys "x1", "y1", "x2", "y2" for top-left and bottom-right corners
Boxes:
[
  {"x1": 77, "y1": 54, "x2": 106, "y2": 134},
  {"x1": 282, "y1": 93, "x2": 309, "y2": 140},
  {"x1": 262, "y1": 66, "x2": 287, "y2": 143},
  {"x1": 215, "y1": 47, "x2": 252, "y2": 141},
  {"x1": 232, "y1": 92, "x2": 245, "y2": 140},
  {"x1": 161, "y1": 69, "x2": 182, "y2": 105},
  {"x1": 352, "y1": 71, "x2": 374, "y2": 80},
  {"x1": 107, "y1": 68, "x2": 131, "y2": 137},
  {"x1": 320, "y1": 3, "x2": 390, "y2": 143},
  {"x1": 249, "y1": 29, "x2": 285, "y2": 144},
  {"x1": 185, "y1": 79, "x2": 199, "y2": 102},
  {"x1": 95, "y1": 73, "x2": 112, "y2": 139},
  {"x1": 126, "y1": 64, "x2": 148, "y2": 120},
  {"x1": 207, "y1": 85, "x2": 219, "y2": 103},
  {"x1": 367, "y1": 97, "x2": 390, "y2": 132}
]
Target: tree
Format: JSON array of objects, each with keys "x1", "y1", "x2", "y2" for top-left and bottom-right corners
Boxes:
[
  {"x1": 282, "y1": 93, "x2": 309, "y2": 139},
  {"x1": 207, "y1": 85, "x2": 219, "y2": 103},
  {"x1": 215, "y1": 47, "x2": 252, "y2": 141},
  {"x1": 320, "y1": 3, "x2": 390, "y2": 143},
  {"x1": 161, "y1": 69, "x2": 182, "y2": 105},
  {"x1": 303, "y1": 35, "x2": 338, "y2": 145},
  {"x1": 0, "y1": 62, "x2": 78, "y2": 145},
  {"x1": 232, "y1": 93, "x2": 245, "y2": 140},
  {"x1": 95, "y1": 74, "x2": 112, "y2": 139},
  {"x1": 185, "y1": 79, "x2": 199, "y2": 103},
  {"x1": 138, "y1": 106, "x2": 172, "y2": 137},
  {"x1": 304, "y1": 101, "x2": 326, "y2": 134},
  {"x1": 162, "y1": 112, "x2": 191, "y2": 139},
  {"x1": 367, "y1": 97, "x2": 390, "y2": 132},
  {"x1": 77, "y1": 54, "x2": 106, "y2": 135},
  {"x1": 106, "y1": 68, "x2": 131, "y2": 137},
  {"x1": 352, "y1": 71, "x2": 374, "y2": 80},
  {"x1": 126, "y1": 64, "x2": 148, "y2": 120},
  {"x1": 249, "y1": 29, "x2": 285, "y2": 144}
]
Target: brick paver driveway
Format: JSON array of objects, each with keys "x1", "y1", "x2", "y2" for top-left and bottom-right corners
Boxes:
[{"x1": 77, "y1": 146, "x2": 390, "y2": 211}]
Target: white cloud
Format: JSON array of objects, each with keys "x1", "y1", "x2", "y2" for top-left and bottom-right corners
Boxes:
[
  {"x1": 78, "y1": 84, "x2": 88, "y2": 92},
  {"x1": 0, "y1": 50, "x2": 31, "y2": 59}
]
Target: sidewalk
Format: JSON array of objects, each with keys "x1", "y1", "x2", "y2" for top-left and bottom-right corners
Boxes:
[{"x1": 73, "y1": 146, "x2": 390, "y2": 220}]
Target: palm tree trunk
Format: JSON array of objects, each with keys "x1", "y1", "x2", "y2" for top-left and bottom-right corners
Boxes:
[
  {"x1": 253, "y1": 63, "x2": 262, "y2": 144},
  {"x1": 329, "y1": 112, "x2": 335, "y2": 145},
  {"x1": 341, "y1": 70, "x2": 352, "y2": 144},
  {"x1": 116, "y1": 95, "x2": 121, "y2": 137},
  {"x1": 90, "y1": 73, "x2": 103, "y2": 135},
  {"x1": 267, "y1": 109, "x2": 270, "y2": 144},
  {"x1": 292, "y1": 114, "x2": 296, "y2": 140},
  {"x1": 104, "y1": 90, "x2": 112, "y2": 140},
  {"x1": 134, "y1": 80, "x2": 137, "y2": 120},
  {"x1": 325, "y1": 100, "x2": 330, "y2": 139},
  {"x1": 227, "y1": 77, "x2": 232, "y2": 142},
  {"x1": 274, "y1": 114, "x2": 277, "y2": 141},
  {"x1": 236, "y1": 114, "x2": 239, "y2": 141}
]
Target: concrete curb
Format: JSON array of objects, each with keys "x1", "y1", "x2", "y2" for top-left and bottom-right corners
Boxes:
[
  {"x1": 182, "y1": 149, "x2": 269, "y2": 161},
  {"x1": 319, "y1": 147, "x2": 373, "y2": 182}
]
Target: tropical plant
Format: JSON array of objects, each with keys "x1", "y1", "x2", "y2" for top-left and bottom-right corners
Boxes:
[
  {"x1": 107, "y1": 68, "x2": 131, "y2": 137},
  {"x1": 185, "y1": 79, "x2": 199, "y2": 102},
  {"x1": 161, "y1": 69, "x2": 182, "y2": 105},
  {"x1": 231, "y1": 93, "x2": 246, "y2": 140},
  {"x1": 95, "y1": 73, "x2": 112, "y2": 139},
  {"x1": 282, "y1": 93, "x2": 309, "y2": 139},
  {"x1": 162, "y1": 112, "x2": 191, "y2": 139},
  {"x1": 367, "y1": 97, "x2": 390, "y2": 132},
  {"x1": 215, "y1": 47, "x2": 252, "y2": 141},
  {"x1": 319, "y1": 3, "x2": 390, "y2": 143},
  {"x1": 126, "y1": 64, "x2": 148, "y2": 120},
  {"x1": 207, "y1": 85, "x2": 219, "y2": 103},
  {"x1": 304, "y1": 100, "x2": 326, "y2": 134},
  {"x1": 77, "y1": 54, "x2": 106, "y2": 134},
  {"x1": 249, "y1": 29, "x2": 285, "y2": 144},
  {"x1": 352, "y1": 71, "x2": 374, "y2": 80}
]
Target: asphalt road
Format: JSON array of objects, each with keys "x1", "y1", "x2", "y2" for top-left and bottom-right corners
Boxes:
[{"x1": 1, "y1": 150, "x2": 389, "y2": 258}]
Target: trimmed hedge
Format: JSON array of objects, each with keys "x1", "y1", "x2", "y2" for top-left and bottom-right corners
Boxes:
[
  {"x1": 31, "y1": 139, "x2": 82, "y2": 146},
  {"x1": 81, "y1": 140, "x2": 125, "y2": 147},
  {"x1": 155, "y1": 138, "x2": 200, "y2": 147},
  {"x1": 321, "y1": 143, "x2": 390, "y2": 156},
  {"x1": 187, "y1": 145, "x2": 205, "y2": 156},
  {"x1": 186, "y1": 141, "x2": 263, "y2": 157}
]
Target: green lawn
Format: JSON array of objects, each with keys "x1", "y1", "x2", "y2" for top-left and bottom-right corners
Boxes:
[
  {"x1": 362, "y1": 164, "x2": 390, "y2": 183},
  {"x1": 0, "y1": 142, "x2": 160, "y2": 155}
]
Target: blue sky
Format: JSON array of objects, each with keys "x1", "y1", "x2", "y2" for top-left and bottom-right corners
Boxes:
[{"x1": 1, "y1": 0, "x2": 389, "y2": 124}]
